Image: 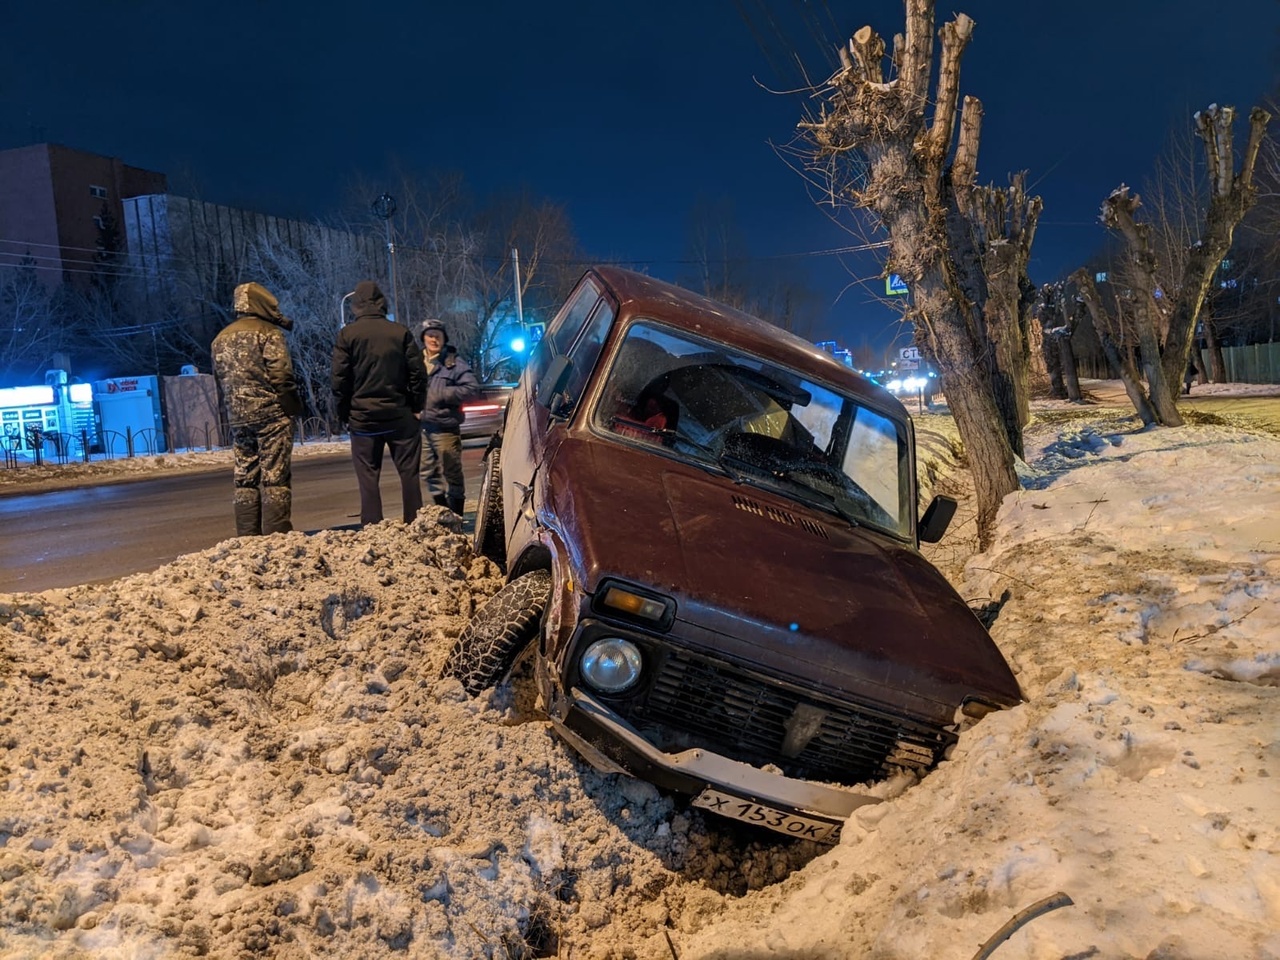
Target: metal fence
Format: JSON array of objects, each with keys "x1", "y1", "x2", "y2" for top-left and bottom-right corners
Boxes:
[
  {"x1": 1206, "y1": 343, "x2": 1280, "y2": 384},
  {"x1": 2, "y1": 418, "x2": 345, "y2": 470}
]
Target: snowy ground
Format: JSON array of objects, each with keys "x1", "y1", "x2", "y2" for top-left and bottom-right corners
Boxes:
[{"x1": 1, "y1": 383, "x2": 1278, "y2": 959}]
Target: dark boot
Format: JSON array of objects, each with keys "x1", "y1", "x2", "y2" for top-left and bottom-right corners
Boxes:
[
  {"x1": 261, "y1": 487, "x2": 293, "y2": 534},
  {"x1": 233, "y1": 489, "x2": 262, "y2": 536},
  {"x1": 432, "y1": 493, "x2": 448, "y2": 507},
  {"x1": 447, "y1": 494, "x2": 465, "y2": 516}
]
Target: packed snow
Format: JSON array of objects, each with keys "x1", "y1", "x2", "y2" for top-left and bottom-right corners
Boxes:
[{"x1": 1, "y1": 383, "x2": 1278, "y2": 959}]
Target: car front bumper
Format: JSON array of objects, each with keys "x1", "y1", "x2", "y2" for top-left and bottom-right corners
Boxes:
[{"x1": 551, "y1": 687, "x2": 882, "y2": 826}]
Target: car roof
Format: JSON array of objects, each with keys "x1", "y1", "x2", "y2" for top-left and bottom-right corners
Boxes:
[{"x1": 590, "y1": 266, "x2": 907, "y2": 416}]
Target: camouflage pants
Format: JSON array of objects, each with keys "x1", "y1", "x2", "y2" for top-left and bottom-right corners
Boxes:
[{"x1": 230, "y1": 416, "x2": 294, "y2": 536}]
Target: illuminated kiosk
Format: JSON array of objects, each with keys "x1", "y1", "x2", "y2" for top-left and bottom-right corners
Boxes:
[
  {"x1": 0, "y1": 374, "x2": 95, "y2": 460},
  {"x1": 92, "y1": 375, "x2": 167, "y2": 456}
]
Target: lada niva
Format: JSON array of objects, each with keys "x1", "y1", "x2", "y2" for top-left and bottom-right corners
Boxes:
[{"x1": 442, "y1": 267, "x2": 1022, "y2": 842}]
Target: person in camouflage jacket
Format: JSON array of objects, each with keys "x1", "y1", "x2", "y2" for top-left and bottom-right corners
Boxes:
[{"x1": 211, "y1": 282, "x2": 303, "y2": 536}]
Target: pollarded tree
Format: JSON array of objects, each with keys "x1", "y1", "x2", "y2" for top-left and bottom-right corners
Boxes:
[
  {"x1": 796, "y1": 0, "x2": 1037, "y2": 545},
  {"x1": 1070, "y1": 269, "x2": 1158, "y2": 423},
  {"x1": 1093, "y1": 105, "x2": 1270, "y2": 426},
  {"x1": 1034, "y1": 282, "x2": 1081, "y2": 402}
]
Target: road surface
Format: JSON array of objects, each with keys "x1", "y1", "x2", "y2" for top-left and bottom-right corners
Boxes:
[{"x1": 0, "y1": 449, "x2": 484, "y2": 593}]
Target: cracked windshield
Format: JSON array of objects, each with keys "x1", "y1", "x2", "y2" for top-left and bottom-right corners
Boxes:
[{"x1": 594, "y1": 320, "x2": 910, "y2": 536}]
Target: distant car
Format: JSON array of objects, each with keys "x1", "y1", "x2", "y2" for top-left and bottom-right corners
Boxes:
[
  {"x1": 459, "y1": 382, "x2": 515, "y2": 440},
  {"x1": 443, "y1": 267, "x2": 1023, "y2": 843}
]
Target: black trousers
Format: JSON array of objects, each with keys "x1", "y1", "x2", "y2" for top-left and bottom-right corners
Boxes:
[{"x1": 349, "y1": 422, "x2": 423, "y2": 525}]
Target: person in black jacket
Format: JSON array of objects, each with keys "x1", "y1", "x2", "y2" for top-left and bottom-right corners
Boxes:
[
  {"x1": 211, "y1": 282, "x2": 303, "y2": 536},
  {"x1": 331, "y1": 281, "x2": 429, "y2": 525},
  {"x1": 419, "y1": 318, "x2": 479, "y2": 516}
]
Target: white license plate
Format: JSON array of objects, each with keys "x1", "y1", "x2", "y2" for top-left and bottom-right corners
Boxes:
[{"x1": 692, "y1": 788, "x2": 842, "y2": 843}]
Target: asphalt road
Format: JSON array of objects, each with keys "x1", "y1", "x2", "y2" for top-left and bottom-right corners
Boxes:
[
  {"x1": 4, "y1": 385, "x2": 1277, "y2": 595},
  {"x1": 0, "y1": 448, "x2": 485, "y2": 593}
]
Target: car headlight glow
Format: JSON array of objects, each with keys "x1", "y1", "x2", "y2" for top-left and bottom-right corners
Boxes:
[{"x1": 580, "y1": 638, "x2": 643, "y2": 693}]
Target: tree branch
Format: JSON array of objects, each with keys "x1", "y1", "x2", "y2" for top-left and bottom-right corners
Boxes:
[{"x1": 929, "y1": 15, "x2": 976, "y2": 159}]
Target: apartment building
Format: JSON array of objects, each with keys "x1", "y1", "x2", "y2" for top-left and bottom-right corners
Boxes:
[{"x1": 0, "y1": 143, "x2": 167, "y2": 286}]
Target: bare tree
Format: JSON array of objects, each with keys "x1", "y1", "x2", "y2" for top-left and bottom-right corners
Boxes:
[
  {"x1": 467, "y1": 191, "x2": 581, "y2": 376},
  {"x1": 0, "y1": 258, "x2": 64, "y2": 383},
  {"x1": 1071, "y1": 269, "x2": 1158, "y2": 423},
  {"x1": 1034, "y1": 282, "x2": 1081, "y2": 401},
  {"x1": 245, "y1": 230, "x2": 382, "y2": 426},
  {"x1": 683, "y1": 197, "x2": 823, "y2": 336},
  {"x1": 795, "y1": 0, "x2": 1034, "y2": 544},
  {"x1": 1093, "y1": 105, "x2": 1270, "y2": 425}
]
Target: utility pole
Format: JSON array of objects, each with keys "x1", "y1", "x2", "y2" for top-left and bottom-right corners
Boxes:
[
  {"x1": 372, "y1": 193, "x2": 403, "y2": 325},
  {"x1": 511, "y1": 247, "x2": 525, "y2": 330}
]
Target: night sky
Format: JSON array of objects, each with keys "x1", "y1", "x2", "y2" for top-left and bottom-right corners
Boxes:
[{"x1": 3, "y1": 0, "x2": 1276, "y2": 353}]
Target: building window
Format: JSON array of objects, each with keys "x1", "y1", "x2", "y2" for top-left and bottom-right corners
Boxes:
[
  {"x1": 93, "y1": 215, "x2": 105, "y2": 229},
  {"x1": 89, "y1": 185, "x2": 108, "y2": 199}
]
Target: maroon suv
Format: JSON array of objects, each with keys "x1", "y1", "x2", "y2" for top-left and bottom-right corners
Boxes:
[{"x1": 443, "y1": 267, "x2": 1022, "y2": 843}]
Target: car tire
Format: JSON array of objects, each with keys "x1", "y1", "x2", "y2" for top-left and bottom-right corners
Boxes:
[
  {"x1": 473, "y1": 448, "x2": 506, "y2": 567},
  {"x1": 442, "y1": 569, "x2": 551, "y2": 697}
]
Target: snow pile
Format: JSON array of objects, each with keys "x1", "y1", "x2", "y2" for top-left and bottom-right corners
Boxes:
[
  {"x1": 0, "y1": 510, "x2": 823, "y2": 960},
  {"x1": 2, "y1": 404, "x2": 1279, "y2": 959},
  {"x1": 680, "y1": 416, "x2": 1280, "y2": 959}
]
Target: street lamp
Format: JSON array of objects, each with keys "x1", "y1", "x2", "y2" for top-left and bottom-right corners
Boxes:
[
  {"x1": 337, "y1": 290, "x2": 355, "y2": 329},
  {"x1": 371, "y1": 193, "x2": 403, "y2": 325}
]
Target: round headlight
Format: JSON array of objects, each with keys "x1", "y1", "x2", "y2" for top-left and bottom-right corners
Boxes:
[{"x1": 580, "y1": 638, "x2": 643, "y2": 693}]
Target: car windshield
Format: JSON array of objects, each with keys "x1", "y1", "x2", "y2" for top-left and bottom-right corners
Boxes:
[{"x1": 592, "y1": 319, "x2": 912, "y2": 538}]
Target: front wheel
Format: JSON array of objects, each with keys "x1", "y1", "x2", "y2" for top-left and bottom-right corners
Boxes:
[
  {"x1": 441, "y1": 570, "x2": 551, "y2": 696},
  {"x1": 473, "y1": 448, "x2": 506, "y2": 567}
]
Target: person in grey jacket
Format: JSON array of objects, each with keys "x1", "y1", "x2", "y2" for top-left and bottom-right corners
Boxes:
[
  {"x1": 419, "y1": 318, "x2": 478, "y2": 515},
  {"x1": 211, "y1": 282, "x2": 303, "y2": 537},
  {"x1": 332, "y1": 281, "x2": 429, "y2": 525}
]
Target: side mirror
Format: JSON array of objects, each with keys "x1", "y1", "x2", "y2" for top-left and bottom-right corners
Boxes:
[
  {"x1": 536, "y1": 355, "x2": 572, "y2": 413},
  {"x1": 918, "y1": 495, "x2": 957, "y2": 544}
]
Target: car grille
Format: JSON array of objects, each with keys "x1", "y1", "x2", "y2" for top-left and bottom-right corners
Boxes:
[{"x1": 628, "y1": 646, "x2": 955, "y2": 786}]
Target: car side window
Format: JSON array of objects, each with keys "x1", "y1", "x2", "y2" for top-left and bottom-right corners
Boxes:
[
  {"x1": 557, "y1": 299, "x2": 616, "y2": 408},
  {"x1": 528, "y1": 277, "x2": 602, "y2": 387},
  {"x1": 841, "y1": 407, "x2": 908, "y2": 527}
]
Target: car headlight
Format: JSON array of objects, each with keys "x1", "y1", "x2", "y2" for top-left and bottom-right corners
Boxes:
[{"x1": 580, "y1": 638, "x2": 643, "y2": 694}]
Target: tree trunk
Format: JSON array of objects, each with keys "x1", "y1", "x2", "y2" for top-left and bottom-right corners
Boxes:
[
  {"x1": 1072, "y1": 270, "x2": 1158, "y2": 424},
  {"x1": 1059, "y1": 337, "x2": 1082, "y2": 401},
  {"x1": 1159, "y1": 106, "x2": 1270, "y2": 387},
  {"x1": 962, "y1": 172, "x2": 1040, "y2": 458},
  {"x1": 1204, "y1": 309, "x2": 1225, "y2": 385},
  {"x1": 1099, "y1": 188, "x2": 1184, "y2": 425},
  {"x1": 798, "y1": 0, "x2": 1026, "y2": 546}
]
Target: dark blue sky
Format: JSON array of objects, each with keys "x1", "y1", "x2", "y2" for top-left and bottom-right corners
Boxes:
[{"x1": 3, "y1": 1, "x2": 1276, "y2": 354}]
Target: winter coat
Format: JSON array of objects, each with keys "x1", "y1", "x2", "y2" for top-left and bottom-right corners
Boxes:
[
  {"x1": 331, "y1": 314, "x2": 428, "y2": 433},
  {"x1": 421, "y1": 345, "x2": 479, "y2": 432},
  {"x1": 212, "y1": 283, "x2": 303, "y2": 427}
]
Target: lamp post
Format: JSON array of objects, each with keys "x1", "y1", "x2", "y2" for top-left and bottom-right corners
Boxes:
[
  {"x1": 371, "y1": 193, "x2": 403, "y2": 325},
  {"x1": 337, "y1": 290, "x2": 355, "y2": 329}
]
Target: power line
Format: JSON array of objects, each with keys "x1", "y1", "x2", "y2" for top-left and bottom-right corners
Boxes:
[{"x1": 0, "y1": 234, "x2": 893, "y2": 279}]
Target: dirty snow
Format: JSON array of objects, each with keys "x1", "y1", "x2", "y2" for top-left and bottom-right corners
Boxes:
[{"x1": 1, "y1": 384, "x2": 1278, "y2": 959}]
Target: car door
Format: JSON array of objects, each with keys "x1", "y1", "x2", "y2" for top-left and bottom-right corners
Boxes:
[{"x1": 501, "y1": 274, "x2": 614, "y2": 556}]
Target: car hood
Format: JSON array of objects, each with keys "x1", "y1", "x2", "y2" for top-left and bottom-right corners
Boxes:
[{"x1": 545, "y1": 438, "x2": 1022, "y2": 719}]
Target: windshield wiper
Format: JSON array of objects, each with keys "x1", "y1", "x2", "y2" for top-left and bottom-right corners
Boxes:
[{"x1": 750, "y1": 460, "x2": 864, "y2": 528}]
